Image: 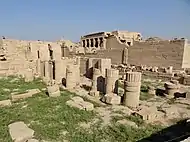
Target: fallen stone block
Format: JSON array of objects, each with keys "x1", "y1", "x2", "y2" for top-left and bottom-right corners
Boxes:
[
  {"x1": 117, "y1": 119, "x2": 138, "y2": 128},
  {"x1": 66, "y1": 100, "x2": 84, "y2": 110},
  {"x1": 89, "y1": 90, "x2": 99, "y2": 97},
  {"x1": 47, "y1": 85, "x2": 61, "y2": 97},
  {"x1": 71, "y1": 96, "x2": 84, "y2": 103},
  {"x1": 47, "y1": 85, "x2": 59, "y2": 93},
  {"x1": 11, "y1": 89, "x2": 41, "y2": 101},
  {"x1": 49, "y1": 90, "x2": 61, "y2": 97},
  {"x1": 8, "y1": 121, "x2": 34, "y2": 142},
  {"x1": 103, "y1": 94, "x2": 121, "y2": 105},
  {"x1": 81, "y1": 101, "x2": 94, "y2": 111},
  {"x1": 0, "y1": 99, "x2": 11, "y2": 107}
]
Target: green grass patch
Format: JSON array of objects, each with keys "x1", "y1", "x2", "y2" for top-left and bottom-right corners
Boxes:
[
  {"x1": 0, "y1": 76, "x2": 46, "y2": 101},
  {"x1": 0, "y1": 76, "x2": 165, "y2": 142}
]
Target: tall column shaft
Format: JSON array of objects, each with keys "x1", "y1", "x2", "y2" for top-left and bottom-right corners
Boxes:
[
  {"x1": 105, "y1": 69, "x2": 119, "y2": 94},
  {"x1": 123, "y1": 72, "x2": 142, "y2": 108},
  {"x1": 92, "y1": 68, "x2": 101, "y2": 91}
]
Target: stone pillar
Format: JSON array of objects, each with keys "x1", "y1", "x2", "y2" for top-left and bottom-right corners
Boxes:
[
  {"x1": 122, "y1": 48, "x2": 128, "y2": 65},
  {"x1": 87, "y1": 58, "x2": 93, "y2": 78},
  {"x1": 97, "y1": 38, "x2": 100, "y2": 48},
  {"x1": 105, "y1": 69, "x2": 119, "y2": 94},
  {"x1": 54, "y1": 60, "x2": 64, "y2": 84},
  {"x1": 36, "y1": 59, "x2": 41, "y2": 76},
  {"x1": 49, "y1": 61, "x2": 53, "y2": 82},
  {"x1": 66, "y1": 65, "x2": 80, "y2": 89},
  {"x1": 92, "y1": 68, "x2": 101, "y2": 91},
  {"x1": 40, "y1": 61, "x2": 45, "y2": 77},
  {"x1": 123, "y1": 72, "x2": 142, "y2": 108},
  {"x1": 24, "y1": 69, "x2": 34, "y2": 82},
  {"x1": 44, "y1": 61, "x2": 50, "y2": 84},
  {"x1": 102, "y1": 38, "x2": 106, "y2": 49}
]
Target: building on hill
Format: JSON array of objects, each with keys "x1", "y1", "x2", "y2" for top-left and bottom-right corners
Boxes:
[{"x1": 80, "y1": 30, "x2": 143, "y2": 52}]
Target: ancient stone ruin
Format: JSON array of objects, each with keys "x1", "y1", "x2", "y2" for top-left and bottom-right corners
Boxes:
[{"x1": 1, "y1": 30, "x2": 190, "y2": 141}]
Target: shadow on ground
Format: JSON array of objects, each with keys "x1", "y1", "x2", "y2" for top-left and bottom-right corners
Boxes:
[{"x1": 138, "y1": 119, "x2": 190, "y2": 142}]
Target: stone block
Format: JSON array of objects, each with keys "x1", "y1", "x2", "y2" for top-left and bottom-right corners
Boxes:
[
  {"x1": 81, "y1": 101, "x2": 94, "y2": 111},
  {"x1": 47, "y1": 85, "x2": 61, "y2": 97},
  {"x1": 11, "y1": 89, "x2": 40, "y2": 102},
  {"x1": 0, "y1": 99, "x2": 11, "y2": 107},
  {"x1": 104, "y1": 94, "x2": 121, "y2": 105},
  {"x1": 47, "y1": 85, "x2": 59, "y2": 94},
  {"x1": 8, "y1": 121, "x2": 34, "y2": 142},
  {"x1": 66, "y1": 100, "x2": 84, "y2": 110},
  {"x1": 116, "y1": 119, "x2": 138, "y2": 128},
  {"x1": 24, "y1": 69, "x2": 34, "y2": 82},
  {"x1": 71, "y1": 96, "x2": 84, "y2": 103},
  {"x1": 49, "y1": 90, "x2": 61, "y2": 97},
  {"x1": 89, "y1": 90, "x2": 99, "y2": 97}
]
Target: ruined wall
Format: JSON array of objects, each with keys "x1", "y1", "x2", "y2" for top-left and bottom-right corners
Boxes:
[
  {"x1": 82, "y1": 36, "x2": 128, "y2": 65},
  {"x1": 84, "y1": 48, "x2": 123, "y2": 65},
  {"x1": 182, "y1": 40, "x2": 190, "y2": 68},
  {"x1": 106, "y1": 35, "x2": 128, "y2": 50},
  {"x1": 128, "y1": 40, "x2": 185, "y2": 69}
]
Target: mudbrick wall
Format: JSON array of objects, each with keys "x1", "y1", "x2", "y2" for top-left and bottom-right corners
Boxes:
[{"x1": 128, "y1": 40, "x2": 185, "y2": 69}]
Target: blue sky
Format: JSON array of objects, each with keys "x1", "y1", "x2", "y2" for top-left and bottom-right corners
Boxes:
[{"x1": 0, "y1": 0, "x2": 190, "y2": 42}]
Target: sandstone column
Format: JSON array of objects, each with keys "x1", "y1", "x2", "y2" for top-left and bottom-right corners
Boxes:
[
  {"x1": 87, "y1": 58, "x2": 93, "y2": 78},
  {"x1": 44, "y1": 61, "x2": 50, "y2": 84},
  {"x1": 66, "y1": 65, "x2": 80, "y2": 89},
  {"x1": 91, "y1": 68, "x2": 101, "y2": 91},
  {"x1": 40, "y1": 61, "x2": 45, "y2": 78},
  {"x1": 123, "y1": 72, "x2": 142, "y2": 108},
  {"x1": 49, "y1": 61, "x2": 53, "y2": 84},
  {"x1": 105, "y1": 69, "x2": 119, "y2": 94},
  {"x1": 122, "y1": 48, "x2": 128, "y2": 65},
  {"x1": 36, "y1": 59, "x2": 41, "y2": 76}
]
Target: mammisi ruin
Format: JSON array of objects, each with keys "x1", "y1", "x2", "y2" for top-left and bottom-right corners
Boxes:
[{"x1": 1, "y1": 30, "x2": 190, "y2": 141}]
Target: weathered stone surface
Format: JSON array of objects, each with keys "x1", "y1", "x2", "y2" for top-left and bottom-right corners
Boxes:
[
  {"x1": 89, "y1": 90, "x2": 99, "y2": 97},
  {"x1": 66, "y1": 100, "x2": 84, "y2": 110},
  {"x1": 8, "y1": 121, "x2": 34, "y2": 142},
  {"x1": 27, "y1": 139, "x2": 39, "y2": 142},
  {"x1": 103, "y1": 94, "x2": 121, "y2": 105},
  {"x1": 71, "y1": 96, "x2": 84, "y2": 103},
  {"x1": 0, "y1": 99, "x2": 11, "y2": 107},
  {"x1": 117, "y1": 119, "x2": 138, "y2": 128},
  {"x1": 11, "y1": 89, "x2": 41, "y2": 101},
  {"x1": 82, "y1": 101, "x2": 94, "y2": 111},
  {"x1": 47, "y1": 85, "x2": 61, "y2": 97},
  {"x1": 66, "y1": 96, "x2": 94, "y2": 111}
]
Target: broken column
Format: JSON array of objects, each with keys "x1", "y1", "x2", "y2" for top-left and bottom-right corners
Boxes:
[
  {"x1": 105, "y1": 69, "x2": 119, "y2": 94},
  {"x1": 43, "y1": 61, "x2": 50, "y2": 84},
  {"x1": 123, "y1": 72, "x2": 142, "y2": 108},
  {"x1": 90, "y1": 68, "x2": 101, "y2": 97},
  {"x1": 47, "y1": 84, "x2": 61, "y2": 97},
  {"x1": 102, "y1": 69, "x2": 121, "y2": 105},
  {"x1": 122, "y1": 47, "x2": 128, "y2": 65},
  {"x1": 24, "y1": 69, "x2": 34, "y2": 82},
  {"x1": 66, "y1": 65, "x2": 80, "y2": 89},
  {"x1": 164, "y1": 82, "x2": 179, "y2": 96},
  {"x1": 36, "y1": 59, "x2": 41, "y2": 76}
]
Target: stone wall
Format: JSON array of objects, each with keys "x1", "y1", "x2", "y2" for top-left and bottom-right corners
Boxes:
[
  {"x1": 182, "y1": 40, "x2": 190, "y2": 68},
  {"x1": 80, "y1": 39, "x2": 186, "y2": 70},
  {"x1": 128, "y1": 40, "x2": 185, "y2": 69}
]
